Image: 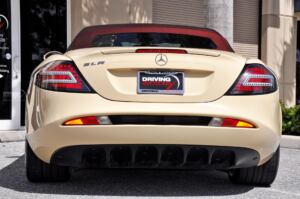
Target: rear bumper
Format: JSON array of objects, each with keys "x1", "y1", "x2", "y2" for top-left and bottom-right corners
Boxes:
[
  {"x1": 51, "y1": 144, "x2": 259, "y2": 169},
  {"x1": 26, "y1": 124, "x2": 279, "y2": 167},
  {"x1": 26, "y1": 88, "x2": 282, "y2": 167}
]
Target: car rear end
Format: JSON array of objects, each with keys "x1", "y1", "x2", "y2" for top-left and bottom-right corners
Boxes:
[{"x1": 25, "y1": 24, "x2": 281, "y2": 185}]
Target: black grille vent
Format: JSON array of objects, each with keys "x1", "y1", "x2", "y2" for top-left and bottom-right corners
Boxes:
[
  {"x1": 52, "y1": 145, "x2": 260, "y2": 169},
  {"x1": 109, "y1": 115, "x2": 212, "y2": 126}
]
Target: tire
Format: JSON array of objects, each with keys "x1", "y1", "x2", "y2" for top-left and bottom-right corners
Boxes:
[
  {"x1": 228, "y1": 147, "x2": 280, "y2": 186},
  {"x1": 25, "y1": 140, "x2": 70, "y2": 182}
]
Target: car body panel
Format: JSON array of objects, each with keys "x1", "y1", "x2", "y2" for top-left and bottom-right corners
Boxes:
[
  {"x1": 61, "y1": 47, "x2": 247, "y2": 103},
  {"x1": 26, "y1": 87, "x2": 281, "y2": 166},
  {"x1": 26, "y1": 24, "x2": 281, "y2": 171}
]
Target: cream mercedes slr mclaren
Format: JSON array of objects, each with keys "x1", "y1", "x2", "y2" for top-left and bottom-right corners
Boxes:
[{"x1": 25, "y1": 24, "x2": 281, "y2": 185}]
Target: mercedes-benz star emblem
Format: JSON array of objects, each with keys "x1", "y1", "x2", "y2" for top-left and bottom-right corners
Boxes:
[{"x1": 155, "y1": 54, "x2": 168, "y2": 66}]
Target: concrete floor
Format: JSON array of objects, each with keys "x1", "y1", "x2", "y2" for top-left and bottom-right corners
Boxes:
[{"x1": 0, "y1": 141, "x2": 299, "y2": 199}]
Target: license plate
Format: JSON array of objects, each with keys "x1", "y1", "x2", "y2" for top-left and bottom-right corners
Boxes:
[{"x1": 137, "y1": 71, "x2": 184, "y2": 95}]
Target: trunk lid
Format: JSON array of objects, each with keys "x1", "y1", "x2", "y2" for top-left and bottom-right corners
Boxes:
[{"x1": 65, "y1": 47, "x2": 246, "y2": 103}]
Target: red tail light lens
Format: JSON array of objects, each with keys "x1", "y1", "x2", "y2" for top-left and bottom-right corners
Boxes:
[
  {"x1": 136, "y1": 49, "x2": 187, "y2": 54},
  {"x1": 209, "y1": 117, "x2": 255, "y2": 128},
  {"x1": 63, "y1": 116, "x2": 112, "y2": 125},
  {"x1": 221, "y1": 118, "x2": 255, "y2": 128},
  {"x1": 226, "y1": 64, "x2": 277, "y2": 95},
  {"x1": 64, "y1": 116, "x2": 100, "y2": 125},
  {"x1": 35, "y1": 61, "x2": 93, "y2": 92}
]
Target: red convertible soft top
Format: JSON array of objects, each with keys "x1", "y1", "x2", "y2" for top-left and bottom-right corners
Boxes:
[{"x1": 68, "y1": 24, "x2": 233, "y2": 52}]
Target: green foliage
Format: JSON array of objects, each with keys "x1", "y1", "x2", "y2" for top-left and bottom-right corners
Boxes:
[{"x1": 281, "y1": 103, "x2": 300, "y2": 135}]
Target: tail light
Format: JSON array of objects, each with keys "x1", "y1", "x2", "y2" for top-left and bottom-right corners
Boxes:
[
  {"x1": 136, "y1": 49, "x2": 187, "y2": 54},
  {"x1": 226, "y1": 64, "x2": 277, "y2": 95},
  {"x1": 209, "y1": 117, "x2": 255, "y2": 128},
  {"x1": 63, "y1": 116, "x2": 112, "y2": 125},
  {"x1": 35, "y1": 61, "x2": 93, "y2": 92}
]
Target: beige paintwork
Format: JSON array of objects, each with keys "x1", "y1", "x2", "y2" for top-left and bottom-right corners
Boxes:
[
  {"x1": 70, "y1": 0, "x2": 153, "y2": 40},
  {"x1": 68, "y1": 0, "x2": 298, "y2": 107},
  {"x1": 65, "y1": 47, "x2": 246, "y2": 103},
  {"x1": 26, "y1": 47, "x2": 282, "y2": 167},
  {"x1": 261, "y1": 0, "x2": 297, "y2": 107}
]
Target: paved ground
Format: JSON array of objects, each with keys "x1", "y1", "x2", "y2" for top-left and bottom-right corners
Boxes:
[{"x1": 0, "y1": 142, "x2": 299, "y2": 199}]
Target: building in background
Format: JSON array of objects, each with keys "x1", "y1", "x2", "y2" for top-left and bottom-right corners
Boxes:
[{"x1": 0, "y1": 0, "x2": 298, "y2": 130}]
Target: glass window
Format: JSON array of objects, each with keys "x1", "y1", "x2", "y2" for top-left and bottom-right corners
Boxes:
[
  {"x1": 295, "y1": 0, "x2": 300, "y2": 12},
  {"x1": 20, "y1": 0, "x2": 67, "y2": 124},
  {"x1": 296, "y1": 21, "x2": 300, "y2": 104},
  {"x1": 297, "y1": 59, "x2": 300, "y2": 104},
  {"x1": 91, "y1": 33, "x2": 217, "y2": 49},
  {"x1": 0, "y1": 0, "x2": 12, "y2": 119}
]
